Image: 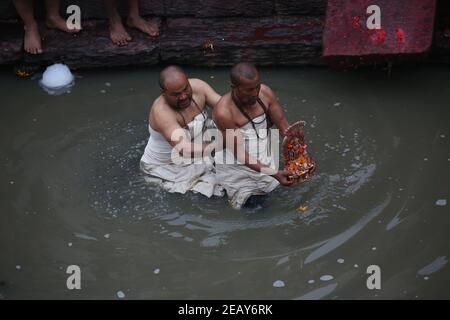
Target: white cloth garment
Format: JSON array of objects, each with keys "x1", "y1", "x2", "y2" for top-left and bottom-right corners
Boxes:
[
  {"x1": 140, "y1": 110, "x2": 224, "y2": 198},
  {"x1": 215, "y1": 113, "x2": 279, "y2": 209}
]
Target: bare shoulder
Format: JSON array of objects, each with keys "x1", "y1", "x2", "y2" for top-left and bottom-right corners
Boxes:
[
  {"x1": 190, "y1": 78, "x2": 221, "y2": 109},
  {"x1": 213, "y1": 93, "x2": 234, "y2": 127},
  {"x1": 150, "y1": 96, "x2": 177, "y2": 129},
  {"x1": 189, "y1": 78, "x2": 216, "y2": 95},
  {"x1": 260, "y1": 84, "x2": 279, "y2": 109},
  {"x1": 189, "y1": 78, "x2": 209, "y2": 90},
  {"x1": 260, "y1": 83, "x2": 276, "y2": 99},
  {"x1": 150, "y1": 95, "x2": 167, "y2": 115},
  {"x1": 214, "y1": 93, "x2": 232, "y2": 116}
]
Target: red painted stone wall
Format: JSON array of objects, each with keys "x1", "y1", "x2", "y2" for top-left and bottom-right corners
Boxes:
[
  {"x1": 0, "y1": 0, "x2": 448, "y2": 68},
  {"x1": 323, "y1": 0, "x2": 436, "y2": 58}
]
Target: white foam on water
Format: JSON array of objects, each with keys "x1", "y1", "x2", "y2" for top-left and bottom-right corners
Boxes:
[
  {"x1": 320, "y1": 275, "x2": 333, "y2": 281},
  {"x1": 117, "y1": 291, "x2": 125, "y2": 298},
  {"x1": 104, "y1": 234, "x2": 110, "y2": 239},
  {"x1": 74, "y1": 233, "x2": 98, "y2": 241},
  {"x1": 273, "y1": 280, "x2": 285, "y2": 288},
  {"x1": 39, "y1": 63, "x2": 75, "y2": 95},
  {"x1": 337, "y1": 258, "x2": 344, "y2": 264},
  {"x1": 154, "y1": 268, "x2": 160, "y2": 274},
  {"x1": 41, "y1": 64, "x2": 74, "y2": 88},
  {"x1": 168, "y1": 232, "x2": 183, "y2": 238},
  {"x1": 308, "y1": 280, "x2": 315, "y2": 284},
  {"x1": 435, "y1": 199, "x2": 447, "y2": 206},
  {"x1": 15, "y1": 265, "x2": 21, "y2": 270}
]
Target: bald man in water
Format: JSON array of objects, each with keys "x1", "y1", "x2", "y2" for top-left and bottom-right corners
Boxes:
[
  {"x1": 140, "y1": 65, "x2": 224, "y2": 197},
  {"x1": 213, "y1": 62, "x2": 295, "y2": 208}
]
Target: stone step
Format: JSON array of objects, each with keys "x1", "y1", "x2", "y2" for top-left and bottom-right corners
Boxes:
[{"x1": 0, "y1": 16, "x2": 324, "y2": 69}]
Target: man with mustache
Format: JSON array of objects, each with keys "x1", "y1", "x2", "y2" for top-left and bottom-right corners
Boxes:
[
  {"x1": 140, "y1": 65, "x2": 224, "y2": 198},
  {"x1": 213, "y1": 62, "x2": 295, "y2": 209}
]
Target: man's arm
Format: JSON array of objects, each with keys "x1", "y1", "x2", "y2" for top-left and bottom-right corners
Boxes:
[
  {"x1": 213, "y1": 103, "x2": 295, "y2": 186},
  {"x1": 197, "y1": 79, "x2": 221, "y2": 109},
  {"x1": 154, "y1": 105, "x2": 211, "y2": 158},
  {"x1": 213, "y1": 104, "x2": 261, "y2": 170},
  {"x1": 262, "y1": 85, "x2": 290, "y2": 136}
]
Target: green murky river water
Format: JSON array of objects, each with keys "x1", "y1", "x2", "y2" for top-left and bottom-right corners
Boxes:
[{"x1": 0, "y1": 65, "x2": 449, "y2": 299}]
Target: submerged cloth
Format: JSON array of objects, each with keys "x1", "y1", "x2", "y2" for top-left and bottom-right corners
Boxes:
[
  {"x1": 140, "y1": 108, "x2": 224, "y2": 198},
  {"x1": 215, "y1": 110, "x2": 279, "y2": 209}
]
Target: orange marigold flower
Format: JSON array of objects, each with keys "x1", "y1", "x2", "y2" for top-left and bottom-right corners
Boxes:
[{"x1": 295, "y1": 156, "x2": 305, "y2": 164}]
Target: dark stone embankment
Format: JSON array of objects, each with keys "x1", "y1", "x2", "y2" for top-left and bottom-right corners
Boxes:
[{"x1": 0, "y1": 0, "x2": 449, "y2": 69}]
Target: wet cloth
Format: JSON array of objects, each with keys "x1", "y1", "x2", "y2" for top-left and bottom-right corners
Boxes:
[
  {"x1": 140, "y1": 109, "x2": 224, "y2": 198},
  {"x1": 215, "y1": 112, "x2": 279, "y2": 209}
]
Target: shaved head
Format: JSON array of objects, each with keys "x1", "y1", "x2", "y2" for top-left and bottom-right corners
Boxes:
[
  {"x1": 159, "y1": 65, "x2": 187, "y2": 90},
  {"x1": 159, "y1": 65, "x2": 193, "y2": 110},
  {"x1": 230, "y1": 62, "x2": 259, "y2": 86}
]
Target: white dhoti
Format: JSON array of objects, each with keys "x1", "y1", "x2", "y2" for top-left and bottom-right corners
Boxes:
[
  {"x1": 140, "y1": 112, "x2": 224, "y2": 198},
  {"x1": 215, "y1": 114, "x2": 279, "y2": 209}
]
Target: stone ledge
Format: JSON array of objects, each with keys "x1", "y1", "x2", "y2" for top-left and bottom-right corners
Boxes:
[
  {"x1": 0, "y1": 0, "x2": 277, "y2": 20},
  {"x1": 0, "y1": 16, "x2": 324, "y2": 69},
  {"x1": 160, "y1": 16, "x2": 324, "y2": 66},
  {"x1": 1, "y1": 10, "x2": 450, "y2": 69}
]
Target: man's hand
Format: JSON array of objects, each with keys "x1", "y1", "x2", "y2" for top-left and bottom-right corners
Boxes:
[{"x1": 272, "y1": 170, "x2": 295, "y2": 187}]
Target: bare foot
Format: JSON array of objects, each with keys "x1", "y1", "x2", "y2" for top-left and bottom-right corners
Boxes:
[
  {"x1": 46, "y1": 15, "x2": 81, "y2": 33},
  {"x1": 24, "y1": 23, "x2": 42, "y2": 54},
  {"x1": 109, "y1": 18, "x2": 132, "y2": 46},
  {"x1": 127, "y1": 16, "x2": 159, "y2": 37}
]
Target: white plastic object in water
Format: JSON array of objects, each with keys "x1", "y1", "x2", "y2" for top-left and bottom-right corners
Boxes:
[{"x1": 39, "y1": 63, "x2": 75, "y2": 95}]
